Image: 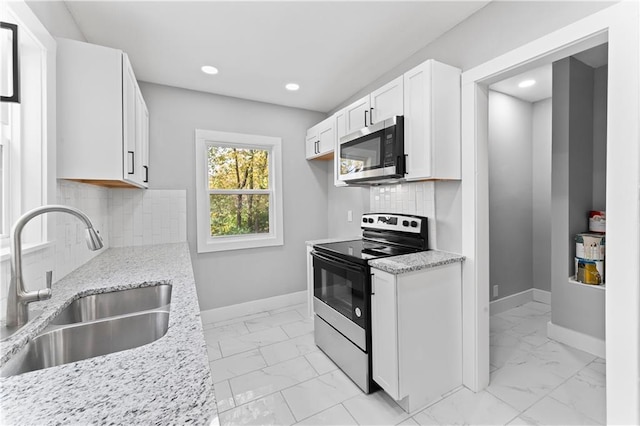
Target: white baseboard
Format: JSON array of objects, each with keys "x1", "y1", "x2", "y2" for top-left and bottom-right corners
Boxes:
[
  {"x1": 547, "y1": 321, "x2": 606, "y2": 358},
  {"x1": 490, "y1": 288, "x2": 552, "y2": 315},
  {"x1": 490, "y1": 289, "x2": 533, "y2": 315},
  {"x1": 200, "y1": 291, "x2": 306, "y2": 324},
  {"x1": 533, "y1": 288, "x2": 551, "y2": 304}
]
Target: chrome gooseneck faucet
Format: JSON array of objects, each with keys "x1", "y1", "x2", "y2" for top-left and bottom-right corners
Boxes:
[{"x1": 4, "y1": 205, "x2": 103, "y2": 334}]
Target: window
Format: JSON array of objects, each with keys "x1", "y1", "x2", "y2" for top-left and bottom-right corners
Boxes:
[
  {"x1": 0, "y1": 1, "x2": 55, "y2": 254},
  {"x1": 195, "y1": 129, "x2": 283, "y2": 252}
]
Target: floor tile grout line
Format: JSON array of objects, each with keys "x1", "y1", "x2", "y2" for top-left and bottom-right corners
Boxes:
[
  {"x1": 219, "y1": 369, "x2": 353, "y2": 420},
  {"x1": 544, "y1": 370, "x2": 606, "y2": 425},
  {"x1": 279, "y1": 389, "x2": 308, "y2": 425}
]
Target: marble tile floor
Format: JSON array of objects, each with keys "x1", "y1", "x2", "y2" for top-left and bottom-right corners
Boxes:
[{"x1": 201, "y1": 301, "x2": 605, "y2": 425}]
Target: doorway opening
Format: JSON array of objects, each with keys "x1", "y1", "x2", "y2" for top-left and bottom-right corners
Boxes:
[{"x1": 483, "y1": 43, "x2": 608, "y2": 423}]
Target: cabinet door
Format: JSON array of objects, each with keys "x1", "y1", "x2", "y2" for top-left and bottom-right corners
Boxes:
[
  {"x1": 139, "y1": 94, "x2": 150, "y2": 186},
  {"x1": 317, "y1": 117, "x2": 335, "y2": 155},
  {"x1": 370, "y1": 76, "x2": 403, "y2": 125},
  {"x1": 122, "y1": 54, "x2": 140, "y2": 185},
  {"x1": 345, "y1": 95, "x2": 370, "y2": 134},
  {"x1": 371, "y1": 269, "x2": 400, "y2": 399},
  {"x1": 305, "y1": 131, "x2": 319, "y2": 159},
  {"x1": 404, "y1": 60, "x2": 461, "y2": 181},
  {"x1": 334, "y1": 109, "x2": 347, "y2": 187},
  {"x1": 403, "y1": 60, "x2": 433, "y2": 180}
]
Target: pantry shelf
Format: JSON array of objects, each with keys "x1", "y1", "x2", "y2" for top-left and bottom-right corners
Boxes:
[{"x1": 568, "y1": 276, "x2": 606, "y2": 291}]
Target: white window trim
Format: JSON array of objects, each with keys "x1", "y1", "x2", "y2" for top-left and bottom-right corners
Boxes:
[
  {"x1": 0, "y1": 1, "x2": 56, "y2": 250},
  {"x1": 194, "y1": 129, "x2": 284, "y2": 253}
]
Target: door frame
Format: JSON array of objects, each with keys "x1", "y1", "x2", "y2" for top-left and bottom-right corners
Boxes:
[{"x1": 460, "y1": 2, "x2": 639, "y2": 424}]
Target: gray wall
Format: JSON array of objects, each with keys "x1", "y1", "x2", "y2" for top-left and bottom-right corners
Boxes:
[
  {"x1": 551, "y1": 57, "x2": 605, "y2": 340},
  {"x1": 138, "y1": 82, "x2": 327, "y2": 310},
  {"x1": 488, "y1": 91, "x2": 534, "y2": 300},
  {"x1": 327, "y1": 172, "x2": 370, "y2": 238},
  {"x1": 330, "y1": 1, "x2": 616, "y2": 114},
  {"x1": 532, "y1": 98, "x2": 553, "y2": 292},
  {"x1": 592, "y1": 65, "x2": 608, "y2": 210}
]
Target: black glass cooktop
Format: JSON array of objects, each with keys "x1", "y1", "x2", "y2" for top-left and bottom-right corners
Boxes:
[{"x1": 313, "y1": 239, "x2": 423, "y2": 265}]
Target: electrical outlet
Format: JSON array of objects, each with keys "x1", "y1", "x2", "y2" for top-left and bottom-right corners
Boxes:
[
  {"x1": 347, "y1": 210, "x2": 353, "y2": 222},
  {"x1": 493, "y1": 285, "x2": 499, "y2": 298}
]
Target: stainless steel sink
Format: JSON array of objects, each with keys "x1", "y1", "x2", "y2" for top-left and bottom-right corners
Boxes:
[
  {"x1": 1, "y1": 285, "x2": 172, "y2": 377},
  {"x1": 1, "y1": 311, "x2": 170, "y2": 377},
  {"x1": 50, "y1": 284, "x2": 172, "y2": 325}
]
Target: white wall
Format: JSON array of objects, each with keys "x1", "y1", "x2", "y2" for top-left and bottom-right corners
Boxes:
[
  {"x1": 138, "y1": 82, "x2": 327, "y2": 310},
  {"x1": 25, "y1": 1, "x2": 86, "y2": 41}
]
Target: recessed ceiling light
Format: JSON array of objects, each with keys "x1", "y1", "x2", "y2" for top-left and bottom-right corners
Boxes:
[
  {"x1": 518, "y1": 79, "x2": 536, "y2": 88},
  {"x1": 285, "y1": 83, "x2": 300, "y2": 91},
  {"x1": 201, "y1": 65, "x2": 219, "y2": 75}
]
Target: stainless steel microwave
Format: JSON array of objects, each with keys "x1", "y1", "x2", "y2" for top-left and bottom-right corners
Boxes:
[{"x1": 337, "y1": 116, "x2": 405, "y2": 184}]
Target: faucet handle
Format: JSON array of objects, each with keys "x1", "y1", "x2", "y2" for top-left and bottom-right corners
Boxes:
[{"x1": 37, "y1": 270, "x2": 53, "y2": 301}]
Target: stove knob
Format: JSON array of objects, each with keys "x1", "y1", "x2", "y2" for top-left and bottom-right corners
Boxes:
[
  {"x1": 362, "y1": 218, "x2": 367, "y2": 223},
  {"x1": 402, "y1": 220, "x2": 409, "y2": 227},
  {"x1": 368, "y1": 218, "x2": 374, "y2": 223},
  {"x1": 410, "y1": 221, "x2": 418, "y2": 228},
  {"x1": 355, "y1": 307, "x2": 362, "y2": 318}
]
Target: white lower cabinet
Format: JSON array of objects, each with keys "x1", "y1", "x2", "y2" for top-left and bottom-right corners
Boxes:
[{"x1": 371, "y1": 263, "x2": 462, "y2": 413}]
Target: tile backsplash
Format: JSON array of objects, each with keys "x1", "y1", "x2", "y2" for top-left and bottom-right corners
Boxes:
[
  {"x1": 109, "y1": 189, "x2": 187, "y2": 248},
  {"x1": 0, "y1": 181, "x2": 186, "y2": 322},
  {"x1": 370, "y1": 181, "x2": 438, "y2": 249}
]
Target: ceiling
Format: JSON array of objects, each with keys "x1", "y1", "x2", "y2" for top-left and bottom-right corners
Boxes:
[
  {"x1": 489, "y1": 43, "x2": 608, "y2": 103},
  {"x1": 64, "y1": 1, "x2": 490, "y2": 113}
]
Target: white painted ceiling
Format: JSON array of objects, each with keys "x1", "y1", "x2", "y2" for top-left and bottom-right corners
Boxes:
[
  {"x1": 64, "y1": 1, "x2": 490, "y2": 113},
  {"x1": 489, "y1": 43, "x2": 608, "y2": 103},
  {"x1": 489, "y1": 64, "x2": 553, "y2": 103}
]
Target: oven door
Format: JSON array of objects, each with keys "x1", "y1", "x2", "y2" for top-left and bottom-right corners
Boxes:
[{"x1": 312, "y1": 251, "x2": 368, "y2": 349}]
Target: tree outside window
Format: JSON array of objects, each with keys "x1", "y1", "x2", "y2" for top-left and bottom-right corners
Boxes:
[{"x1": 207, "y1": 146, "x2": 270, "y2": 236}]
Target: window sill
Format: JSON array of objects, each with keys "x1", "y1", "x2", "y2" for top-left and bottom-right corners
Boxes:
[
  {"x1": 0, "y1": 241, "x2": 55, "y2": 262},
  {"x1": 197, "y1": 234, "x2": 283, "y2": 253}
]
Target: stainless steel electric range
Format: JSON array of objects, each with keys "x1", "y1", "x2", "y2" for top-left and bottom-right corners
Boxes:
[{"x1": 311, "y1": 213, "x2": 429, "y2": 393}]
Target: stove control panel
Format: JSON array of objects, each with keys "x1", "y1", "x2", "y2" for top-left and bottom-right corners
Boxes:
[{"x1": 361, "y1": 213, "x2": 426, "y2": 234}]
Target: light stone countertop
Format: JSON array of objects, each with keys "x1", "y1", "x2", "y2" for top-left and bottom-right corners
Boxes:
[
  {"x1": 369, "y1": 250, "x2": 465, "y2": 274},
  {"x1": 0, "y1": 243, "x2": 216, "y2": 425}
]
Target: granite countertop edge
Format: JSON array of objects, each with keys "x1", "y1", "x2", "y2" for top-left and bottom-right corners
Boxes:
[
  {"x1": 0, "y1": 242, "x2": 216, "y2": 425},
  {"x1": 369, "y1": 250, "x2": 466, "y2": 274}
]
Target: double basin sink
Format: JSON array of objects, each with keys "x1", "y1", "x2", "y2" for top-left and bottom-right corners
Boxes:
[{"x1": 1, "y1": 284, "x2": 172, "y2": 377}]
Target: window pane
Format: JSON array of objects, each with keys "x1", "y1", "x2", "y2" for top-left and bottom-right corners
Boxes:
[
  {"x1": 208, "y1": 146, "x2": 269, "y2": 190},
  {"x1": 209, "y1": 193, "x2": 269, "y2": 236}
]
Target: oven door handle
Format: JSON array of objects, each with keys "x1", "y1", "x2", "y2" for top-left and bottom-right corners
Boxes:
[{"x1": 311, "y1": 251, "x2": 367, "y2": 274}]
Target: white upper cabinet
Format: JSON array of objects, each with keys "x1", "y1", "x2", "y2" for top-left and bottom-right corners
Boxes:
[
  {"x1": 370, "y1": 76, "x2": 404, "y2": 125},
  {"x1": 344, "y1": 76, "x2": 404, "y2": 134},
  {"x1": 403, "y1": 60, "x2": 461, "y2": 181},
  {"x1": 333, "y1": 108, "x2": 347, "y2": 187},
  {"x1": 57, "y1": 38, "x2": 149, "y2": 188},
  {"x1": 344, "y1": 95, "x2": 371, "y2": 134},
  {"x1": 305, "y1": 115, "x2": 335, "y2": 160}
]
